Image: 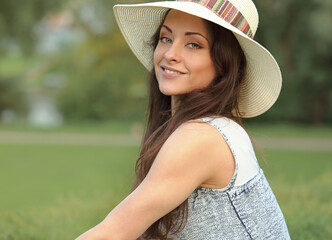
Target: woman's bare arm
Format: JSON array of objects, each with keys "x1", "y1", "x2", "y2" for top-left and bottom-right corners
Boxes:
[{"x1": 76, "y1": 121, "x2": 234, "y2": 240}]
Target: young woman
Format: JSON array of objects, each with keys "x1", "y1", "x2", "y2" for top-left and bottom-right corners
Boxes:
[{"x1": 77, "y1": 0, "x2": 290, "y2": 239}]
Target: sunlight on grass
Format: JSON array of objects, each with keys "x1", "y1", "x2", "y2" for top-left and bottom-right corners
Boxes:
[
  {"x1": 0, "y1": 144, "x2": 138, "y2": 211},
  {"x1": 260, "y1": 150, "x2": 332, "y2": 240}
]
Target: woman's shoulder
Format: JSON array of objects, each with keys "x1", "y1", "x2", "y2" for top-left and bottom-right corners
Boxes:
[
  {"x1": 196, "y1": 116, "x2": 243, "y2": 129},
  {"x1": 173, "y1": 116, "x2": 242, "y2": 141},
  {"x1": 196, "y1": 116, "x2": 249, "y2": 141},
  {"x1": 173, "y1": 118, "x2": 229, "y2": 143},
  {"x1": 167, "y1": 119, "x2": 232, "y2": 154},
  {"x1": 182, "y1": 116, "x2": 253, "y2": 154},
  {"x1": 163, "y1": 118, "x2": 235, "y2": 189}
]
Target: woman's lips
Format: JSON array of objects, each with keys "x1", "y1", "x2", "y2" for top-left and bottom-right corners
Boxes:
[{"x1": 161, "y1": 66, "x2": 185, "y2": 78}]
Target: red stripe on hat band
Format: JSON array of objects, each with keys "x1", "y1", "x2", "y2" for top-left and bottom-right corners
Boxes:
[{"x1": 177, "y1": 0, "x2": 254, "y2": 39}]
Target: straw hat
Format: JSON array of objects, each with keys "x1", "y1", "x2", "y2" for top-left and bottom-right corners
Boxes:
[{"x1": 113, "y1": 0, "x2": 282, "y2": 118}]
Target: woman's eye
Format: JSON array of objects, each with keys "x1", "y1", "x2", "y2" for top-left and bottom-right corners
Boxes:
[
  {"x1": 188, "y1": 43, "x2": 202, "y2": 49},
  {"x1": 160, "y1": 37, "x2": 171, "y2": 43}
]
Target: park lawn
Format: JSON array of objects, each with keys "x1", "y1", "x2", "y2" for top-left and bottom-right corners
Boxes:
[
  {"x1": 0, "y1": 144, "x2": 331, "y2": 239},
  {"x1": 0, "y1": 144, "x2": 138, "y2": 239},
  {"x1": 259, "y1": 150, "x2": 332, "y2": 240}
]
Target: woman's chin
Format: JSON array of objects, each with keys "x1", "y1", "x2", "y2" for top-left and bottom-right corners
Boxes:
[
  {"x1": 158, "y1": 85, "x2": 188, "y2": 96},
  {"x1": 159, "y1": 88, "x2": 177, "y2": 96}
]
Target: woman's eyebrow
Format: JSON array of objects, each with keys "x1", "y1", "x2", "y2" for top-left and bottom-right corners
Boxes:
[
  {"x1": 161, "y1": 25, "x2": 172, "y2": 33},
  {"x1": 185, "y1": 32, "x2": 209, "y2": 42},
  {"x1": 162, "y1": 24, "x2": 209, "y2": 42}
]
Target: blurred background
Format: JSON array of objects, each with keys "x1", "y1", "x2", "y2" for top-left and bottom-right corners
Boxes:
[
  {"x1": 0, "y1": 0, "x2": 331, "y2": 126},
  {"x1": 0, "y1": 0, "x2": 331, "y2": 239}
]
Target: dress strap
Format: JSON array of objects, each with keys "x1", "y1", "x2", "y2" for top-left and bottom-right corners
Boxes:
[{"x1": 198, "y1": 117, "x2": 238, "y2": 190}]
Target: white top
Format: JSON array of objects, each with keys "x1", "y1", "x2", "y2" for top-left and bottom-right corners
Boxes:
[{"x1": 200, "y1": 117, "x2": 259, "y2": 187}]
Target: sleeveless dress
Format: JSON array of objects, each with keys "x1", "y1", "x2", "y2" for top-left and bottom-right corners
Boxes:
[{"x1": 171, "y1": 117, "x2": 291, "y2": 240}]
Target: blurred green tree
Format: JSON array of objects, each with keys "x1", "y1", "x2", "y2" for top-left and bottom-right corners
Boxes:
[
  {"x1": 0, "y1": 0, "x2": 66, "y2": 121},
  {"x1": 56, "y1": 0, "x2": 332, "y2": 123},
  {"x1": 253, "y1": 0, "x2": 332, "y2": 123},
  {"x1": 0, "y1": 0, "x2": 64, "y2": 54},
  {"x1": 53, "y1": 0, "x2": 149, "y2": 121},
  {"x1": 0, "y1": 77, "x2": 27, "y2": 116},
  {"x1": 0, "y1": 0, "x2": 330, "y2": 124}
]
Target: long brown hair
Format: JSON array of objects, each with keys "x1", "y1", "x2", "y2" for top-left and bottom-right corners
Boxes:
[{"x1": 135, "y1": 12, "x2": 247, "y2": 240}]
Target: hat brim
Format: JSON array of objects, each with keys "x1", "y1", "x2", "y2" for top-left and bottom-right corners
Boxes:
[{"x1": 113, "y1": 1, "x2": 282, "y2": 118}]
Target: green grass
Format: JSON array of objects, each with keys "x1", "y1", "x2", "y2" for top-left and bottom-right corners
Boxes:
[
  {"x1": 0, "y1": 144, "x2": 138, "y2": 211},
  {"x1": 1, "y1": 142, "x2": 331, "y2": 239},
  {"x1": 0, "y1": 144, "x2": 139, "y2": 239},
  {"x1": 259, "y1": 151, "x2": 332, "y2": 240}
]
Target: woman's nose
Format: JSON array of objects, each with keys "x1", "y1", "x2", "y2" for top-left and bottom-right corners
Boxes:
[{"x1": 164, "y1": 42, "x2": 181, "y2": 63}]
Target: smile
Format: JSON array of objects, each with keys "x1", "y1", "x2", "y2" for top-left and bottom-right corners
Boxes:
[
  {"x1": 163, "y1": 68, "x2": 181, "y2": 74},
  {"x1": 161, "y1": 66, "x2": 185, "y2": 77}
]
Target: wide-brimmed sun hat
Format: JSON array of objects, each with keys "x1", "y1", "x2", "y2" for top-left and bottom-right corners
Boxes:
[{"x1": 113, "y1": 0, "x2": 282, "y2": 118}]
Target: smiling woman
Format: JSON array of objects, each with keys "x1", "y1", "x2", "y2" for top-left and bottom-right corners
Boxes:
[
  {"x1": 76, "y1": 1, "x2": 290, "y2": 240},
  {"x1": 154, "y1": 10, "x2": 217, "y2": 103}
]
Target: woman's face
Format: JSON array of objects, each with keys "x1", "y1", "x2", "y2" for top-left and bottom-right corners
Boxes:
[{"x1": 153, "y1": 10, "x2": 216, "y2": 97}]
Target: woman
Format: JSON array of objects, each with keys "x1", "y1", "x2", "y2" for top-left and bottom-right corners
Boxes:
[{"x1": 77, "y1": 0, "x2": 290, "y2": 239}]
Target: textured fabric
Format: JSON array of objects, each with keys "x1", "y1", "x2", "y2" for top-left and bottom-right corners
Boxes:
[
  {"x1": 171, "y1": 117, "x2": 290, "y2": 239},
  {"x1": 177, "y1": 0, "x2": 254, "y2": 38},
  {"x1": 202, "y1": 117, "x2": 259, "y2": 187}
]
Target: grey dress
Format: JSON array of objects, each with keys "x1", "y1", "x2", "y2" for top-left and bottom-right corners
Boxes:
[{"x1": 171, "y1": 117, "x2": 290, "y2": 240}]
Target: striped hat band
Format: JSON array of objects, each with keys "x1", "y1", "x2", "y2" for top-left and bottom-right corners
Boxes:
[{"x1": 177, "y1": 0, "x2": 253, "y2": 39}]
